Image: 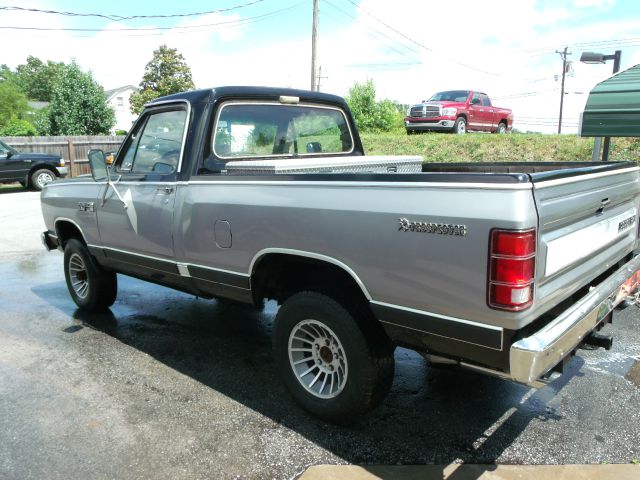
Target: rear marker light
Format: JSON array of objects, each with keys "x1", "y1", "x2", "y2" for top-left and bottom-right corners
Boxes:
[{"x1": 489, "y1": 229, "x2": 536, "y2": 311}]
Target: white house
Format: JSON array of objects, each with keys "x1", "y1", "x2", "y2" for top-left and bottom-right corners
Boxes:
[{"x1": 105, "y1": 85, "x2": 139, "y2": 134}]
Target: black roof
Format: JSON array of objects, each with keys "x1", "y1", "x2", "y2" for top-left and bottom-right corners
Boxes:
[{"x1": 147, "y1": 86, "x2": 347, "y2": 107}]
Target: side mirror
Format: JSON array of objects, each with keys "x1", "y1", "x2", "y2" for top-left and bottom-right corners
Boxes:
[{"x1": 88, "y1": 149, "x2": 108, "y2": 182}]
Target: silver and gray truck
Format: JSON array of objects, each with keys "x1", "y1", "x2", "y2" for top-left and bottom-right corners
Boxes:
[{"x1": 40, "y1": 87, "x2": 640, "y2": 423}]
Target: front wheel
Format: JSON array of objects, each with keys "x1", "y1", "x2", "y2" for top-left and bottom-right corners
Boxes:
[
  {"x1": 273, "y1": 291, "x2": 394, "y2": 424},
  {"x1": 453, "y1": 117, "x2": 466, "y2": 134},
  {"x1": 64, "y1": 238, "x2": 117, "y2": 311},
  {"x1": 30, "y1": 169, "x2": 56, "y2": 191}
]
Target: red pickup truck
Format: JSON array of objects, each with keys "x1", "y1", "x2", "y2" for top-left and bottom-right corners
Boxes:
[{"x1": 405, "y1": 90, "x2": 513, "y2": 135}]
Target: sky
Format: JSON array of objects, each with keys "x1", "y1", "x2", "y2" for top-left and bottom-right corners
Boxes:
[{"x1": 1, "y1": 0, "x2": 640, "y2": 134}]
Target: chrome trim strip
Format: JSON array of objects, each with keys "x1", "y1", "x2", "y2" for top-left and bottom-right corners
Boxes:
[
  {"x1": 533, "y1": 167, "x2": 639, "y2": 189},
  {"x1": 187, "y1": 261, "x2": 250, "y2": 278},
  {"x1": 249, "y1": 248, "x2": 372, "y2": 300},
  {"x1": 88, "y1": 245, "x2": 249, "y2": 279},
  {"x1": 371, "y1": 300, "x2": 504, "y2": 332},
  {"x1": 177, "y1": 263, "x2": 191, "y2": 277},
  {"x1": 379, "y1": 319, "x2": 503, "y2": 351},
  {"x1": 510, "y1": 254, "x2": 640, "y2": 385},
  {"x1": 186, "y1": 180, "x2": 532, "y2": 190},
  {"x1": 212, "y1": 101, "x2": 355, "y2": 160}
]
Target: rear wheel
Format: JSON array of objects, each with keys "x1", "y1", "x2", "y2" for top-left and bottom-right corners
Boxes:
[
  {"x1": 64, "y1": 238, "x2": 117, "y2": 311},
  {"x1": 496, "y1": 122, "x2": 507, "y2": 134},
  {"x1": 30, "y1": 169, "x2": 56, "y2": 191},
  {"x1": 453, "y1": 117, "x2": 466, "y2": 134},
  {"x1": 273, "y1": 291, "x2": 394, "y2": 424}
]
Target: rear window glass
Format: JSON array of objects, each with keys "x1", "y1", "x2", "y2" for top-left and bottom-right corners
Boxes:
[{"x1": 213, "y1": 103, "x2": 354, "y2": 159}]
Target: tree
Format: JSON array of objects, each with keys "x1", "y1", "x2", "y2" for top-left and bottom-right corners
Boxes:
[
  {"x1": 130, "y1": 45, "x2": 195, "y2": 114},
  {"x1": 345, "y1": 79, "x2": 401, "y2": 132},
  {"x1": 0, "y1": 118, "x2": 37, "y2": 136},
  {"x1": 48, "y1": 61, "x2": 115, "y2": 135},
  {"x1": 15, "y1": 56, "x2": 65, "y2": 102},
  {"x1": 0, "y1": 81, "x2": 30, "y2": 130}
]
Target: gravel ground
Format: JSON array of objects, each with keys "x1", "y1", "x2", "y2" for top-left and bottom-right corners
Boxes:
[{"x1": 1, "y1": 189, "x2": 639, "y2": 480}]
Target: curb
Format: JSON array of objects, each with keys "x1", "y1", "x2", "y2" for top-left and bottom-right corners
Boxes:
[{"x1": 300, "y1": 464, "x2": 640, "y2": 480}]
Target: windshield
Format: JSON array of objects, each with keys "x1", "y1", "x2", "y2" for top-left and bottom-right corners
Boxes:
[
  {"x1": 0, "y1": 139, "x2": 16, "y2": 155},
  {"x1": 428, "y1": 90, "x2": 470, "y2": 102}
]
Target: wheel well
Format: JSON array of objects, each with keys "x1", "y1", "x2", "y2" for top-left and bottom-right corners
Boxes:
[
  {"x1": 55, "y1": 221, "x2": 85, "y2": 248},
  {"x1": 457, "y1": 114, "x2": 467, "y2": 122},
  {"x1": 251, "y1": 253, "x2": 391, "y2": 348},
  {"x1": 499, "y1": 119, "x2": 508, "y2": 126}
]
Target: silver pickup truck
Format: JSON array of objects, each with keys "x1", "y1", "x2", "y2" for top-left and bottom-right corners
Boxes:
[{"x1": 41, "y1": 87, "x2": 640, "y2": 423}]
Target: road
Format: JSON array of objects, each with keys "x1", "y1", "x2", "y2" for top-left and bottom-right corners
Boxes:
[{"x1": 1, "y1": 189, "x2": 639, "y2": 480}]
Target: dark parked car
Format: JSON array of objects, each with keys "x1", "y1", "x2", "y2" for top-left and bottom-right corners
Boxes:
[{"x1": 0, "y1": 139, "x2": 68, "y2": 190}]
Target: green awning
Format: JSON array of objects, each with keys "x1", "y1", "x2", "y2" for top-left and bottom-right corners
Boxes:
[{"x1": 580, "y1": 63, "x2": 640, "y2": 137}]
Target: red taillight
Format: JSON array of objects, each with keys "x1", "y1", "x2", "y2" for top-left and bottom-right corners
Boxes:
[{"x1": 489, "y1": 229, "x2": 536, "y2": 311}]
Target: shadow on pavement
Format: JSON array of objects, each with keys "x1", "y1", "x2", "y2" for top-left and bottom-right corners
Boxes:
[{"x1": 32, "y1": 274, "x2": 576, "y2": 466}]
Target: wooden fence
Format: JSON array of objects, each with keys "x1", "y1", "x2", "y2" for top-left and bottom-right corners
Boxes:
[{"x1": 1, "y1": 135, "x2": 124, "y2": 177}]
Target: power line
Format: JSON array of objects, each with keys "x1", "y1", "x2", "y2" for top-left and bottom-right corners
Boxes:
[
  {"x1": 0, "y1": 1, "x2": 265, "y2": 21},
  {"x1": 322, "y1": 1, "x2": 421, "y2": 59},
  {"x1": 0, "y1": 2, "x2": 304, "y2": 32},
  {"x1": 345, "y1": 0, "x2": 504, "y2": 77},
  {"x1": 320, "y1": 5, "x2": 422, "y2": 65}
]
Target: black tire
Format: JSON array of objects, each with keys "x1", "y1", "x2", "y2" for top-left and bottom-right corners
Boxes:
[
  {"x1": 273, "y1": 291, "x2": 394, "y2": 424},
  {"x1": 496, "y1": 122, "x2": 507, "y2": 134},
  {"x1": 453, "y1": 117, "x2": 466, "y2": 134},
  {"x1": 64, "y1": 238, "x2": 117, "y2": 311},
  {"x1": 30, "y1": 168, "x2": 56, "y2": 191},
  {"x1": 406, "y1": 129, "x2": 415, "y2": 135}
]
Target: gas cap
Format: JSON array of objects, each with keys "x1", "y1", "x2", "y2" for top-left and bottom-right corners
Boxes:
[{"x1": 214, "y1": 220, "x2": 232, "y2": 248}]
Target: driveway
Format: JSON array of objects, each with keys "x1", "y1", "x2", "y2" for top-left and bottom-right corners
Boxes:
[{"x1": 1, "y1": 190, "x2": 639, "y2": 479}]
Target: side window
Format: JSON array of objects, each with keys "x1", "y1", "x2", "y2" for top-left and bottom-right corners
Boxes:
[
  {"x1": 481, "y1": 94, "x2": 491, "y2": 107},
  {"x1": 117, "y1": 109, "x2": 187, "y2": 174},
  {"x1": 471, "y1": 93, "x2": 482, "y2": 106}
]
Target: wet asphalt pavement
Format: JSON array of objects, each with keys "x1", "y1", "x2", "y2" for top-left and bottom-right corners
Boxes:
[{"x1": 1, "y1": 190, "x2": 640, "y2": 480}]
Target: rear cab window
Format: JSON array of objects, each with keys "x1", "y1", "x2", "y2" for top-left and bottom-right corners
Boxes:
[{"x1": 211, "y1": 102, "x2": 354, "y2": 162}]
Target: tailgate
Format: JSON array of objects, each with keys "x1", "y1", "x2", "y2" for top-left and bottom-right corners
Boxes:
[{"x1": 531, "y1": 164, "x2": 640, "y2": 312}]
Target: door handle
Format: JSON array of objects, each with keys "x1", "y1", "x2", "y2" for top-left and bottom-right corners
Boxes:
[{"x1": 157, "y1": 186, "x2": 174, "y2": 194}]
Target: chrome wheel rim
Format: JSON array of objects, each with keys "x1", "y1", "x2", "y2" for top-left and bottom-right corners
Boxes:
[
  {"x1": 36, "y1": 172, "x2": 54, "y2": 188},
  {"x1": 457, "y1": 121, "x2": 466, "y2": 134},
  {"x1": 68, "y1": 253, "x2": 89, "y2": 299},
  {"x1": 288, "y1": 319, "x2": 348, "y2": 399}
]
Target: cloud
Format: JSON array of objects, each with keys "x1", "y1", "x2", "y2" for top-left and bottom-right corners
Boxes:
[{"x1": 1, "y1": 0, "x2": 638, "y2": 134}]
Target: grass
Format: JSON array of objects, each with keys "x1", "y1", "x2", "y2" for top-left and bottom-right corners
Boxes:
[{"x1": 360, "y1": 131, "x2": 640, "y2": 164}]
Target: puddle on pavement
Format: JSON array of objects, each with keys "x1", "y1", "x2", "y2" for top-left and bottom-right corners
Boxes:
[
  {"x1": 625, "y1": 358, "x2": 640, "y2": 387},
  {"x1": 17, "y1": 256, "x2": 41, "y2": 273}
]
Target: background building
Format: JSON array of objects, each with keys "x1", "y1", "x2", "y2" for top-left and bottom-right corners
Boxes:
[{"x1": 105, "y1": 85, "x2": 138, "y2": 134}]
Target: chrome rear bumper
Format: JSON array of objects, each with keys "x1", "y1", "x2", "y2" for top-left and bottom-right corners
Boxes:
[{"x1": 510, "y1": 254, "x2": 640, "y2": 385}]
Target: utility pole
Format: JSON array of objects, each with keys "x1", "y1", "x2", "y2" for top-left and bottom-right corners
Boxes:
[
  {"x1": 556, "y1": 46, "x2": 571, "y2": 134},
  {"x1": 311, "y1": 0, "x2": 318, "y2": 91},
  {"x1": 316, "y1": 65, "x2": 328, "y2": 92}
]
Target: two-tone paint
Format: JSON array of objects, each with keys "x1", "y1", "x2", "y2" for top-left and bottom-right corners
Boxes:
[{"x1": 40, "y1": 87, "x2": 640, "y2": 383}]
